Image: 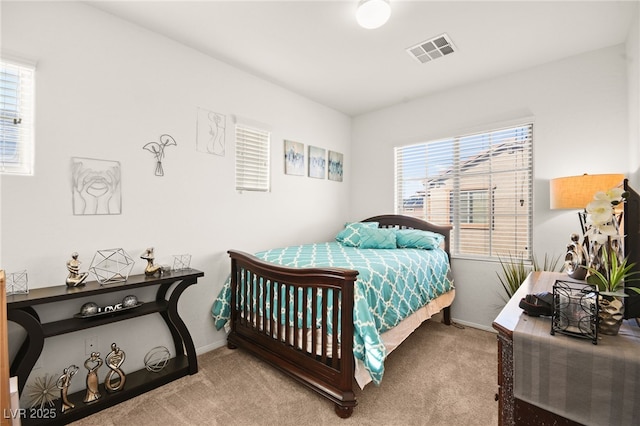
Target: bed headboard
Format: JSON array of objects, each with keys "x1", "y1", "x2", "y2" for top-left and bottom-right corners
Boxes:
[{"x1": 361, "y1": 214, "x2": 452, "y2": 257}]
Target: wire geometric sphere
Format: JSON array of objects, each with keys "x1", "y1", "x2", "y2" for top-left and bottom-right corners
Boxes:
[{"x1": 144, "y1": 346, "x2": 170, "y2": 372}]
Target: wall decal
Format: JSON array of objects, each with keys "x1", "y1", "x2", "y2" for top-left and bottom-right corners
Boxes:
[
  {"x1": 328, "y1": 150, "x2": 344, "y2": 182},
  {"x1": 308, "y1": 145, "x2": 326, "y2": 179},
  {"x1": 143, "y1": 134, "x2": 177, "y2": 176},
  {"x1": 196, "y1": 107, "x2": 226, "y2": 156},
  {"x1": 71, "y1": 157, "x2": 122, "y2": 215},
  {"x1": 284, "y1": 139, "x2": 305, "y2": 176}
]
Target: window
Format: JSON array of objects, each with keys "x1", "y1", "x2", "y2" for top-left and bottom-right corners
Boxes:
[
  {"x1": 395, "y1": 123, "x2": 533, "y2": 260},
  {"x1": 457, "y1": 189, "x2": 490, "y2": 227},
  {"x1": 1, "y1": 59, "x2": 35, "y2": 175},
  {"x1": 235, "y1": 123, "x2": 270, "y2": 192}
]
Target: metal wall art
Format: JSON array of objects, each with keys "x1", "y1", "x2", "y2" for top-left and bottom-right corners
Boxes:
[
  {"x1": 66, "y1": 252, "x2": 89, "y2": 287},
  {"x1": 143, "y1": 134, "x2": 177, "y2": 176},
  {"x1": 105, "y1": 342, "x2": 126, "y2": 392},
  {"x1": 5, "y1": 269, "x2": 28, "y2": 295},
  {"x1": 88, "y1": 248, "x2": 135, "y2": 284},
  {"x1": 196, "y1": 107, "x2": 226, "y2": 156},
  {"x1": 71, "y1": 157, "x2": 122, "y2": 215}
]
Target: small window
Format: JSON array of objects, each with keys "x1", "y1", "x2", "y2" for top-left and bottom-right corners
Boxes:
[
  {"x1": 235, "y1": 123, "x2": 270, "y2": 192},
  {"x1": 457, "y1": 189, "x2": 490, "y2": 227},
  {"x1": 1, "y1": 59, "x2": 35, "y2": 175}
]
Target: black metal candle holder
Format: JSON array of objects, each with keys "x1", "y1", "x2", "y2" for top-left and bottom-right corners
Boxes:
[{"x1": 550, "y1": 280, "x2": 599, "y2": 344}]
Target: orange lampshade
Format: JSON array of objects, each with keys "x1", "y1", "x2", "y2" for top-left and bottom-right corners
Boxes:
[{"x1": 549, "y1": 173, "x2": 625, "y2": 209}]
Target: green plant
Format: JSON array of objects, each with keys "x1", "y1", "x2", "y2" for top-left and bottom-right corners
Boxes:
[
  {"x1": 497, "y1": 252, "x2": 562, "y2": 302},
  {"x1": 497, "y1": 253, "x2": 530, "y2": 301},
  {"x1": 586, "y1": 249, "x2": 640, "y2": 296}
]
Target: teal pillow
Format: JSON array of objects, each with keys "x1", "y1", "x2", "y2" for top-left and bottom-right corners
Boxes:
[
  {"x1": 359, "y1": 227, "x2": 397, "y2": 249},
  {"x1": 335, "y1": 222, "x2": 379, "y2": 247},
  {"x1": 396, "y1": 229, "x2": 444, "y2": 249}
]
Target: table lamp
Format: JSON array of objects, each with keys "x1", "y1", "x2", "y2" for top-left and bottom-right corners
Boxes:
[
  {"x1": 550, "y1": 173, "x2": 625, "y2": 233},
  {"x1": 550, "y1": 173, "x2": 625, "y2": 279}
]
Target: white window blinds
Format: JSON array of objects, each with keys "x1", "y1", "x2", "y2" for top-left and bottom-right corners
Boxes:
[
  {"x1": 235, "y1": 123, "x2": 270, "y2": 192},
  {"x1": 1, "y1": 59, "x2": 35, "y2": 175},
  {"x1": 395, "y1": 123, "x2": 533, "y2": 260}
]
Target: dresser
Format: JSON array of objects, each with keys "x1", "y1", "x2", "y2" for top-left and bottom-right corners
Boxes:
[{"x1": 492, "y1": 271, "x2": 640, "y2": 426}]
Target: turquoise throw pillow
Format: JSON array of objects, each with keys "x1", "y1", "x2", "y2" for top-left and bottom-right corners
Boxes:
[
  {"x1": 359, "y1": 227, "x2": 397, "y2": 249},
  {"x1": 335, "y1": 222, "x2": 379, "y2": 247},
  {"x1": 396, "y1": 229, "x2": 444, "y2": 249}
]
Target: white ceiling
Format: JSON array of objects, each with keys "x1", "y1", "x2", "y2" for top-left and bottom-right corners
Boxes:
[{"x1": 86, "y1": 0, "x2": 638, "y2": 117}]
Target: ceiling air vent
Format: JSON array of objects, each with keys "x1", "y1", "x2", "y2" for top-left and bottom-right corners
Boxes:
[{"x1": 407, "y1": 33, "x2": 456, "y2": 64}]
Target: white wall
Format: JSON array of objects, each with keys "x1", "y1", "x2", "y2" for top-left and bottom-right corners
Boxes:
[
  {"x1": 628, "y1": 6, "x2": 640, "y2": 188},
  {"x1": 1, "y1": 1, "x2": 351, "y2": 394},
  {"x1": 351, "y1": 45, "x2": 629, "y2": 330}
]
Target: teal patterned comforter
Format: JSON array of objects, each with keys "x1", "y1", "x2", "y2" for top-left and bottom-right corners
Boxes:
[{"x1": 211, "y1": 242, "x2": 453, "y2": 385}]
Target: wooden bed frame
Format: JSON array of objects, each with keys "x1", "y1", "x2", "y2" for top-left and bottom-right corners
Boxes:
[{"x1": 226, "y1": 215, "x2": 453, "y2": 418}]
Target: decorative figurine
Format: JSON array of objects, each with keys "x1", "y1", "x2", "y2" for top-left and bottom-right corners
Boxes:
[
  {"x1": 122, "y1": 294, "x2": 139, "y2": 308},
  {"x1": 83, "y1": 352, "x2": 103, "y2": 403},
  {"x1": 105, "y1": 342, "x2": 126, "y2": 392},
  {"x1": 66, "y1": 252, "x2": 89, "y2": 287},
  {"x1": 89, "y1": 248, "x2": 135, "y2": 284},
  {"x1": 564, "y1": 233, "x2": 588, "y2": 280},
  {"x1": 56, "y1": 365, "x2": 79, "y2": 413},
  {"x1": 25, "y1": 374, "x2": 58, "y2": 409},
  {"x1": 144, "y1": 346, "x2": 171, "y2": 372},
  {"x1": 141, "y1": 247, "x2": 162, "y2": 276}
]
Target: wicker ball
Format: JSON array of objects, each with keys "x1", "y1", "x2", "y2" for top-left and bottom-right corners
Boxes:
[
  {"x1": 122, "y1": 295, "x2": 139, "y2": 308},
  {"x1": 80, "y1": 302, "x2": 99, "y2": 316}
]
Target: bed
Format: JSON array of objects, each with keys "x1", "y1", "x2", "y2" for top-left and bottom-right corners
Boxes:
[{"x1": 210, "y1": 215, "x2": 455, "y2": 418}]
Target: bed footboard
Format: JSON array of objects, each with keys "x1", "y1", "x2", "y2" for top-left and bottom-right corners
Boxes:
[{"x1": 227, "y1": 250, "x2": 359, "y2": 418}]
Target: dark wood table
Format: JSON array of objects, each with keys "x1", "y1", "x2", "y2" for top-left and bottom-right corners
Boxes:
[{"x1": 7, "y1": 269, "x2": 203, "y2": 425}]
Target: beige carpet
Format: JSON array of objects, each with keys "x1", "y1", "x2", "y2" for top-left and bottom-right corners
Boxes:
[{"x1": 71, "y1": 314, "x2": 498, "y2": 425}]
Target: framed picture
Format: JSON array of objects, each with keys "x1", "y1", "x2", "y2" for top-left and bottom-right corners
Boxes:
[
  {"x1": 284, "y1": 140, "x2": 305, "y2": 176},
  {"x1": 328, "y1": 150, "x2": 344, "y2": 182},
  {"x1": 308, "y1": 146, "x2": 326, "y2": 179}
]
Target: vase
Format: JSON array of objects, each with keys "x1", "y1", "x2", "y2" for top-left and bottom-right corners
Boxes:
[{"x1": 598, "y1": 295, "x2": 625, "y2": 335}]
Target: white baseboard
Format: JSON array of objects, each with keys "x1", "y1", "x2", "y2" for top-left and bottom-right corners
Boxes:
[
  {"x1": 196, "y1": 338, "x2": 226, "y2": 355},
  {"x1": 451, "y1": 318, "x2": 497, "y2": 333}
]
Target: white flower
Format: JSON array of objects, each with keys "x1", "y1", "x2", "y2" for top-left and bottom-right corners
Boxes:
[
  {"x1": 585, "y1": 224, "x2": 619, "y2": 244},
  {"x1": 593, "y1": 187, "x2": 625, "y2": 204},
  {"x1": 586, "y1": 199, "x2": 614, "y2": 225}
]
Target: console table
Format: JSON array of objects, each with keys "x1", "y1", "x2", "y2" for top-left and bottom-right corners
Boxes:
[
  {"x1": 6, "y1": 268, "x2": 203, "y2": 425},
  {"x1": 493, "y1": 271, "x2": 640, "y2": 426}
]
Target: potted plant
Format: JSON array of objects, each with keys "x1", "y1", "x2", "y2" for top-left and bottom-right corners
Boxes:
[
  {"x1": 587, "y1": 249, "x2": 640, "y2": 335},
  {"x1": 497, "y1": 252, "x2": 561, "y2": 303},
  {"x1": 581, "y1": 186, "x2": 640, "y2": 334}
]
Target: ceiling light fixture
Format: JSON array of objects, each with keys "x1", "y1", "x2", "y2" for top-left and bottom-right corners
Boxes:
[{"x1": 356, "y1": 0, "x2": 391, "y2": 30}]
